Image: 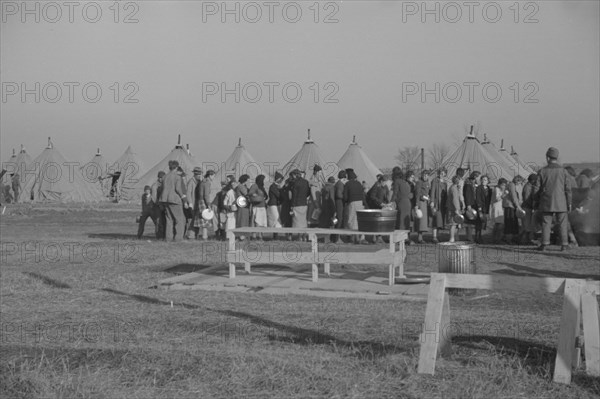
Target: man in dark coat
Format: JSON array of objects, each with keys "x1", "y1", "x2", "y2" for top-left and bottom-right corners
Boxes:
[
  {"x1": 331, "y1": 170, "x2": 347, "y2": 243},
  {"x1": 536, "y1": 147, "x2": 572, "y2": 251},
  {"x1": 159, "y1": 161, "x2": 189, "y2": 241}
]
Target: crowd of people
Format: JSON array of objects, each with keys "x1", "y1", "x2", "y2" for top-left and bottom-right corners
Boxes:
[{"x1": 137, "y1": 147, "x2": 597, "y2": 250}]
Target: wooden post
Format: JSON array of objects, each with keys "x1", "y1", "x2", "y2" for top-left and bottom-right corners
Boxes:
[
  {"x1": 310, "y1": 233, "x2": 318, "y2": 282},
  {"x1": 581, "y1": 293, "x2": 600, "y2": 376},
  {"x1": 418, "y1": 274, "x2": 449, "y2": 374},
  {"x1": 553, "y1": 279, "x2": 584, "y2": 384},
  {"x1": 226, "y1": 230, "x2": 236, "y2": 278}
]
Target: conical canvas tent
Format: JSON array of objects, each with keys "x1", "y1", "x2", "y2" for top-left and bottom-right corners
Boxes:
[
  {"x1": 498, "y1": 140, "x2": 532, "y2": 178},
  {"x1": 281, "y1": 129, "x2": 333, "y2": 181},
  {"x1": 337, "y1": 136, "x2": 382, "y2": 187},
  {"x1": 81, "y1": 148, "x2": 110, "y2": 197},
  {"x1": 0, "y1": 149, "x2": 17, "y2": 202},
  {"x1": 110, "y1": 145, "x2": 146, "y2": 202},
  {"x1": 444, "y1": 132, "x2": 515, "y2": 183},
  {"x1": 18, "y1": 138, "x2": 105, "y2": 203},
  {"x1": 480, "y1": 135, "x2": 523, "y2": 181},
  {"x1": 510, "y1": 146, "x2": 536, "y2": 175},
  {"x1": 131, "y1": 135, "x2": 196, "y2": 202},
  {"x1": 210, "y1": 138, "x2": 263, "y2": 199}
]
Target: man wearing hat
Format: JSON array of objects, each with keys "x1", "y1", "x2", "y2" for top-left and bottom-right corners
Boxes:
[
  {"x1": 151, "y1": 171, "x2": 166, "y2": 239},
  {"x1": 536, "y1": 147, "x2": 572, "y2": 251},
  {"x1": 159, "y1": 160, "x2": 189, "y2": 241},
  {"x1": 185, "y1": 167, "x2": 203, "y2": 239}
]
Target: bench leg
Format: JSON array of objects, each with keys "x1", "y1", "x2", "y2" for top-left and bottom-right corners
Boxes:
[
  {"x1": 229, "y1": 263, "x2": 235, "y2": 279},
  {"x1": 324, "y1": 263, "x2": 330, "y2": 276},
  {"x1": 244, "y1": 262, "x2": 251, "y2": 274},
  {"x1": 312, "y1": 264, "x2": 318, "y2": 282}
]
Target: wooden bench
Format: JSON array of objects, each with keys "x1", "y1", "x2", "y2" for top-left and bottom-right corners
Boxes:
[{"x1": 226, "y1": 227, "x2": 408, "y2": 286}]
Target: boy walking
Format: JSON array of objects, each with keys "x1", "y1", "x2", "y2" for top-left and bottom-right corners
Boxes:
[{"x1": 137, "y1": 185, "x2": 157, "y2": 239}]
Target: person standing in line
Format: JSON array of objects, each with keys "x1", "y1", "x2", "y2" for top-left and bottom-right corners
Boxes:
[
  {"x1": 502, "y1": 175, "x2": 524, "y2": 244},
  {"x1": 519, "y1": 173, "x2": 539, "y2": 245},
  {"x1": 196, "y1": 170, "x2": 215, "y2": 241},
  {"x1": 332, "y1": 170, "x2": 347, "y2": 243},
  {"x1": 213, "y1": 181, "x2": 228, "y2": 241},
  {"x1": 576, "y1": 169, "x2": 593, "y2": 189},
  {"x1": 445, "y1": 175, "x2": 463, "y2": 243},
  {"x1": 159, "y1": 161, "x2": 189, "y2": 242},
  {"x1": 463, "y1": 171, "x2": 481, "y2": 242},
  {"x1": 186, "y1": 167, "x2": 203, "y2": 239},
  {"x1": 222, "y1": 179, "x2": 239, "y2": 235},
  {"x1": 536, "y1": 147, "x2": 572, "y2": 251},
  {"x1": 151, "y1": 171, "x2": 166, "y2": 239},
  {"x1": 290, "y1": 169, "x2": 310, "y2": 241},
  {"x1": 413, "y1": 170, "x2": 431, "y2": 244},
  {"x1": 490, "y1": 178, "x2": 507, "y2": 243},
  {"x1": 308, "y1": 164, "x2": 324, "y2": 227},
  {"x1": 474, "y1": 175, "x2": 492, "y2": 244},
  {"x1": 391, "y1": 167, "x2": 413, "y2": 245},
  {"x1": 367, "y1": 174, "x2": 392, "y2": 244},
  {"x1": 267, "y1": 172, "x2": 284, "y2": 239},
  {"x1": 248, "y1": 174, "x2": 269, "y2": 241},
  {"x1": 235, "y1": 174, "x2": 251, "y2": 241},
  {"x1": 429, "y1": 168, "x2": 448, "y2": 244},
  {"x1": 343, "y1": 169, "x2": 367, "y2": 244},
  {"x1": 320, "y1": 176, "x2": 337, "y2": 240}
]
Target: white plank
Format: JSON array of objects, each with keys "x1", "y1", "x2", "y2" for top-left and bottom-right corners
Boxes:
[
  {"x1": 553, "y1": 279, "x2": 584, "y2": 384},
  {"x1": 581, "y1": 294, "x2": 600, "y2": 376},
  {"x1": 418, "y1": 274, "x2": 447, "y2": 374}
]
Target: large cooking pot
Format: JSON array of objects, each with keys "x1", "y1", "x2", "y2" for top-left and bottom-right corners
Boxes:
[{"x1": 357, "y1": 209, "x2": 397, "y2": 232}]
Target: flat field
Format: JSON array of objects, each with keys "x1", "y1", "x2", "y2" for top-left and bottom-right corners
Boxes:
[{"x1": 1, "y1": 203, "x2": 599, "y2": 398}]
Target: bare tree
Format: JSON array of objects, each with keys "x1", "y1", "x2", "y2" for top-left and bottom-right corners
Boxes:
[
  {"x1": 428, "y1": 142, "x2": 451, "y2": 171},
  {"x1": 395, "y1": 146, "x2": 421, "y2": 172}
]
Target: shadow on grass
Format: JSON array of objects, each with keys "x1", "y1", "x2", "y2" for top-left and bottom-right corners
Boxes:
[
  {"x1": 87, "y1": 233, "x2": 139, "y2": 240},
  {"x1": 495, "y1": 263, "x2": 600, "y2": 280},
  {"x1": 100, "y1": 288, "x2": 413, "y2": 360},
  {"x1": 163, "y1": 264, "x2": 214, "y2": 275},
  {"x1": 453, "y1": 335, "x2": 600, "y2": 395},
  {"x1": 22, "y1": 272, "x2": 71, "y2": 289}
]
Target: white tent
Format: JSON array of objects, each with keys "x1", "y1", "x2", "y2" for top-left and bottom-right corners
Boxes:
[
  {"x1": 281, "y1": 129, "x2": 333, "y2": 182},
  {"x1": 210, "y1": 138, "x2": 263, "y2": 199},
  {"x1": 444, "y1": 132, "x2": 516, "y2": 183},
  {"x1": 131, "y1": 135, "x2": 196, "y2": 202},
  {"x1": 337, "y1": 136, "x2": 382, "y2": 187},
  {"x1": 18, "y1": 138, "x2": 105, "y2": 203},
  {"x1": 110, "y1": 145, "x2": 146, "y2": 202}
]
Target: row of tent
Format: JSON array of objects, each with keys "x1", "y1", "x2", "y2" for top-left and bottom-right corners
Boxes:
[{"x1": 1, "y1": 130, "x2": 536, "y2": 204}]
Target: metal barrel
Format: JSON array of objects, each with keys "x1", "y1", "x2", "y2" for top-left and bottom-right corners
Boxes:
[{"x1": 437, "y1": 242, "x2": 476, "y2": 295}]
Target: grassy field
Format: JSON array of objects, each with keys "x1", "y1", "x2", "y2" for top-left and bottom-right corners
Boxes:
[{"x1": 1, "y1": 203, "x2": 599, "y2": 399}]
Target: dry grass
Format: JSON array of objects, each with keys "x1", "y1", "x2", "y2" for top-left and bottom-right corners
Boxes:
[{"x1": 1, "y1": 203, "x2": 599, "y2": 398}]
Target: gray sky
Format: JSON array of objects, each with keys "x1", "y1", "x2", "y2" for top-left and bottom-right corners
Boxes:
[{"x1": 1, "y1": 1, "x2": 599, "y2": 171}]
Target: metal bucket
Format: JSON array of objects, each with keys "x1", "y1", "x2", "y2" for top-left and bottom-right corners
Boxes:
[
  {"x1": 438, "y1": 242, "x2": 476, "y2": 295},
  {"x1": 357, "y1": 209, "x2": 397, "y2": 232}
]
